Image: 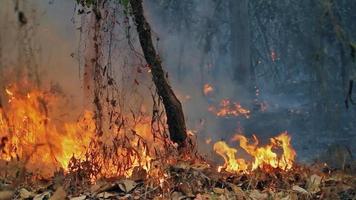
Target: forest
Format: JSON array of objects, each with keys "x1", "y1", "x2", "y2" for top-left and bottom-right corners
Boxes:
[{"x1": 0, "y1": 0, "x2": 355, "y2": 199}]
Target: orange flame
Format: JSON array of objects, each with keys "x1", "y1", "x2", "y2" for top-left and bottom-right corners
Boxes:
[
  {"x1": 213, "y1": 141, "x2": 248, "y2": 172},
  {"x1": 203, "y1": 84, "x2": 214, "y2": 96},
  {"x1": 0, "y1": 84, "x2": 162, "y2": 178},
  {"x1": 0, "y1": 86, "x2": 95, "y2": 175},
  {"x1": 214, "y1": 132, "x2": 296, "y2": 173},
  {"x1": 209, "y1": 99, "x2": 250, "y2": 118}
]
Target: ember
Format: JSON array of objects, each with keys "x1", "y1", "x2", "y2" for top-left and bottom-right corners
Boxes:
[
  {"x1": 203, "y1": 83, "x2": 214, "y2": 96},
  {"x1": 209, "y1": 99, "x2": 251, "y2": 118}
]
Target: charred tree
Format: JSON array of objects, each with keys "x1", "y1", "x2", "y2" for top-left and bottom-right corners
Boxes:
[{"x1": 129, "y1": 0, "x2": 188, "y2": 148}]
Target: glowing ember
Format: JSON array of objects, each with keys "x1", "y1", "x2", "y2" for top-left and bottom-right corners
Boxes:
[
  {"x1": 271, "y1": 50, "x2": 277, "y2": 62},
  {"x1": 203, "y1": 83, "x2": 214, "y2": 96},
  {"x1": 209, "y1": 99, "x2": 250, "y2": 118},
  {"x1": 205, "y1": 138, "x2": 212, "y2": 144},
  {"x1": 214, "y1": 132, "x2": 296, "y2": 173}
]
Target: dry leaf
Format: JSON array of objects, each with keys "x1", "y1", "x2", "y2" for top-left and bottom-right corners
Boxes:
[
  {"x1": 70, "y1": 195, "x2": 87, "y2": 200},
  {"x1": 194, "y1": 193, "x2": 211, "y2": 200},
  {"x1": 0, "y1": 191, "x2": 14, "y2": 200},
  {"x1": 117, "y1": 179, "x2": 137, "y2": 193},
  {"x1": 33, "y1": 191, "x2": 51, "y2": 200},
  {"x1": 213, "y1": 188, "x2": 225, "y2": 194},
  {"x1": 306, "y1": 174, "x2": 322, "y2": 193},
  {"x1": 131, "y1": 167, "x2": 148, "y2": 181},
  {"x1": 19, "y1": 188, "x2": 34, "y2": 199},
  {"x1": 249, "y1": 190, "x2": 268, "y2": 200},
  {"x1": 292, "y1": 185, "x2": 308, "y2": 195},
  {"x1": 90, "y1": 181, "x2": 115, "y2": 194},
  {"x1": 96, "y1": 192, "x2": 116, "y2": 198},
  {"x1": 171, "y1": 191, "x2": 186, "y2": 200},
  {"x1": 177, "y1": 182, "x2": 193, "y2": 196},
  {"x1": 50, "y1": 186, "x2": 67, "y2": 200},
  {"x1": 229, "y1": 184, "x2": 245, "y2": 200}
]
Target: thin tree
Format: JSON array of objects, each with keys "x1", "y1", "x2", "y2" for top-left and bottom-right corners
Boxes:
[{"x1": 129, "y1": 0, "x2": 188, "y2": 148}]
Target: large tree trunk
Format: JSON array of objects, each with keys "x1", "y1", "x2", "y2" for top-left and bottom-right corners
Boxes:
[{"x1": 129, "y1": 0, "x2": 188, "y2": 148}]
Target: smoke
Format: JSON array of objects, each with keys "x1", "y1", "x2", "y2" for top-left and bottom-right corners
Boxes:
[{"x1": 0, "y1": 0, "x2": 355, "y2": 163}]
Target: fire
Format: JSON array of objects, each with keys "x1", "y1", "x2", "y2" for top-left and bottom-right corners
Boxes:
[
  {"x1": 209, "y1": 99, "x2": 250, "y2": 118},
  {"x1": 214, "y1": 132, "x2": 296, "y2": 173},
  {"x1": 0, "y1": 84, "x2": 164, "y2": 178},
  {"x1": 0, "y1": 86, "x2": 95, "y2": 175},
  {"x1": 213, "y1": 141, "x2": 248, "y2": 172},
  {"x1": 203, "y1": 83, "x2": 214, "y2": 96}
]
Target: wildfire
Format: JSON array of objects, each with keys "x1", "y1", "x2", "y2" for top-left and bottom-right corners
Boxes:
[
  {"x1": 214, "y1": 132, "x2": 296, "y2": 173},
  {"x1": 209, "y1": 99, "x2": 250, "y2": 118},
  {"x1": 203, "y1": 83, "x2": 214, "y2": 96},
  {"x1": 0, "y1": 86, "x2": 95, "y2": 175},
  {"x1": 0, "y1": 84, "x2": 163, "y2": 178},
  {"x1": 213, "y1": 141, "x2": 248, "y2": 172}
]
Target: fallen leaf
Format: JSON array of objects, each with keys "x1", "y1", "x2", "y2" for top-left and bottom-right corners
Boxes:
[
  {"x1": 306, "y1": 174, "x2": 322, "y2": 193},
  {"x1": 50, "y1": 186, "x2": 66, "y2": 200},
  {"x1": 228, "y1": 184, "x2": 245, "y2": 200},
  {"x1": 19, "y1": 188, "x2": 34, "y2": 199},
  {"x1": 117, "y1": 179, "x2": 137, "y2": 193},
  {"x1": 191, "y1": 163, "x2": 210, "y2": 171},
  {"x1": 131, "y1": 167, "x2": 148, "y2": 181},
  {"x1": 70, "y1": 195, "x2": 87, "y2": 200},
  {"x1": 194, "y1": 193, "x2": 211, "y2": 200},
  {"x1": 90, "y1": 181, "x2": 115, "y2": 194},
  {"x1": 33, "y1": 191, "x2": 51, "y2": 200},
  {"x1": 171, "y1": 191, "x2": 186, "y2": 200},
  {"x1": 0, "y1": 191, "x2": 14, "y2": 200},
  {"x1": 177, "y1": 182, "x2": 193, "y2": 196},
  {"x1": 96, "y1": 192, "x2": 117, "y2": 198},
  {"x1": 213, "y1": 188, "x2": 225, "y2": 194},
  {"x1": 292, "y1": 185, "x2": 308, "y2": 195},
  {"x1": 249, "y1": 190, "x2": 268, "y2": 200}
]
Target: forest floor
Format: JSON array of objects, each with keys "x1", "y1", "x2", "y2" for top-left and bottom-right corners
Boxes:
[{"x1": 0, "y1": 161, "x2": 355, "y2": 200}]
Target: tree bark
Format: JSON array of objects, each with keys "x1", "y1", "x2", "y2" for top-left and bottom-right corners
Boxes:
[{"x1": 129, "y1": 0, "x2": 188, "y2": 147}]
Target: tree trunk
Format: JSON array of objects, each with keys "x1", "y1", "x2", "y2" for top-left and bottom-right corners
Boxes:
[
  {"x1": 82, "y1": 2, "x2": 104, "y2": 136},
  {"x1": 129, "y1": 0, "x2": 188, "y2": 148}
]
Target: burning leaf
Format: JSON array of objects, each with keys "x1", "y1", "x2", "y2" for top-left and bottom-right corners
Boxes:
[
  {"x1": 203, "y1": 84, "x2": 214, "y2": 96},
  {"x1": 209, "y1": 99, "x2": 250, "y2": 118},
  {"x1": 214, "y1": 132, "x2": 296, "y2": 173},
  {"x1": 213, "y1": 141, "x2": 248, "y2": 172}
]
